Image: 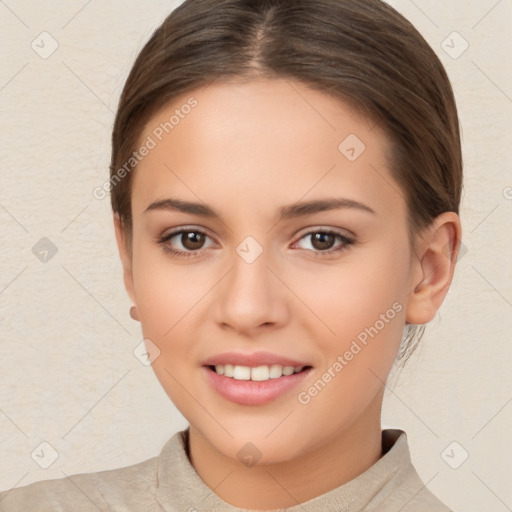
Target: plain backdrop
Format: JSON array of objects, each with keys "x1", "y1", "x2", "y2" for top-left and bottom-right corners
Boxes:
[{"x1": 1, "y1": 1, "x2": 511, "y2": 510}]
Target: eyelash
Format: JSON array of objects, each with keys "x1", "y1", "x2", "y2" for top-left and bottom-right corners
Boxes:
[{"x1": 156, "y1": 227, "x2": 355, "y2": 259}]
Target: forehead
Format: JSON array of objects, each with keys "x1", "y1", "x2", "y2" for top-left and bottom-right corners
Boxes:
[{"x1": 131, "y1": 78, "x2": 404, "y2": 222}]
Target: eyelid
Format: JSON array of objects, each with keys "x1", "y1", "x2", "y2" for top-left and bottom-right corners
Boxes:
[
  {"x1": 160, "y1": 225, "x2": 217, "y2": 241},
  {"x1": 294, "y1": 225, "x2": 356, "y2": 240}
]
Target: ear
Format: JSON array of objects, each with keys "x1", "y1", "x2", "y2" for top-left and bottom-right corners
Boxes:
[
  {"x1": 405, "y1": 212, "x2": 462, "y2": 325},
  {"x1": 113, "y1": 213, "x2": 136, "y2": 305}
]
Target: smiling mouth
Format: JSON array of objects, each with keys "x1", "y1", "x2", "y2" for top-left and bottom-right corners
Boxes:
[{"x1": 206, "y1": 364, "x2": 313, "y2": 382}]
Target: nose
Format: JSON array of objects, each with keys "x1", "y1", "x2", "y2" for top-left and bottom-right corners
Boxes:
[{"x1": 214, "y1": 247, "x2": 289, "y2": 336}]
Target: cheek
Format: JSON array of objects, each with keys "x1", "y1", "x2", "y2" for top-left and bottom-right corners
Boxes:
[
  {"x1": 292, "y1": 243, "x2": 409, "y2": 390},
  {"x1": 130, "y1": 247, "x2": 209, "y2": 414},
  {"x1": 295, "y1": 246, "x2": 408, "y2": 335},
  {"x1": 292, "y1": 274, "x2": 406, "y2": 425},
  {"x1": 135, "y1": 273, "x2": 209, "y2": 357},
  {"x1": 131, "y1": 235, "x2": 208, "y2": 329}
]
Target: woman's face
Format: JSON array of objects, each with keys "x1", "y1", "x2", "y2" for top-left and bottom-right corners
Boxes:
[{"x1": 121, "y1": 78, "x2": 419, "y2": 463}]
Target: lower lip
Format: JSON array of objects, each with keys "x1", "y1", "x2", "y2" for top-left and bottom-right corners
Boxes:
[{"x1": 202, "y1": 366, "x2": 312, "y2": 406}]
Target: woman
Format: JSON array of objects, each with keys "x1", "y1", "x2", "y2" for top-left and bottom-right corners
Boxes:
[{"x1": 0, "y1": 0, "x2": 462, "y2": 510}]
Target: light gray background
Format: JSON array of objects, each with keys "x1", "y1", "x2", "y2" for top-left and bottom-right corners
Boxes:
[{"x1": 1, "y1": 1, "x2": 511, "y2": 510}]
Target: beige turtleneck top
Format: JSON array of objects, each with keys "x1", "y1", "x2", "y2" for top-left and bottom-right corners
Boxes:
[{"x1": 0, "y1": 428, "x2": 452, "y2": 511}]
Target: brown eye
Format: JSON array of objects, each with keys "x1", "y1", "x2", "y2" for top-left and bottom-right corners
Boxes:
[
  {"x1": 294, "y1": 230, "x2": 355, "y2": 257},
  {"x1": 310, "y1": 232, "x2": 336, "y2": 251},
  {"x1": 180, "y1": 231, "x2": 206, "y2": 251},
  {"x1": 157, "y1": 228, "x2": 216, "y2": 258}
]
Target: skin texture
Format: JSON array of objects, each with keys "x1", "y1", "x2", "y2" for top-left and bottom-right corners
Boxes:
[{"x1": 114, "y1": 78, "x2": 461, "y2": 509}]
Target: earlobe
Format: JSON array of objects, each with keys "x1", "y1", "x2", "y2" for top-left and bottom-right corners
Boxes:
[
  {"x1": 113, "y1": 213, "x2": 137, "y2": 305},
  {"x1": 405, "y1": 212, "x2": 462, "y2": 325},
  {"x1": 129, "y1": 305, "x2": 140, "y2": 321}
]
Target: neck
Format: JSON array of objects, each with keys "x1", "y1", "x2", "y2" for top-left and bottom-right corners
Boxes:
[{"x1": 187, "y1": 390, "x2": 384, "y2": 509}]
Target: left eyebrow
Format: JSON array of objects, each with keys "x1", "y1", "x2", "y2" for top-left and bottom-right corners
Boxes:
[
  {"x1": 277, "y1": 197, "x2": 376, "y2": 221},
  {"x1": 144, "y1": 196, "x2": 377, "y2": 223}
]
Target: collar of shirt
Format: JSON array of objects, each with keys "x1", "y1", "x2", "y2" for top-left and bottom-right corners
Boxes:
[{"x1": 155, "y1": 428, "x2": 413, "y2": 512}]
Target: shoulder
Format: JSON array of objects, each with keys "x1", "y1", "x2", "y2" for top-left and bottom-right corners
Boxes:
[{"x1": 0, "y1": 455, "x2": 159, "y2": 512}]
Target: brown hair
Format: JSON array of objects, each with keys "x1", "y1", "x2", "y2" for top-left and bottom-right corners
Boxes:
[{"x1": 109, "y1": 0, "x2": 463, "y2": 361}]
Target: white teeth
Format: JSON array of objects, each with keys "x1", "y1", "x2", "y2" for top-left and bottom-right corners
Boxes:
[
  {"x1": 269, "y1": 364, "x2": 284, "y2": 379},
  {"x1": 233, "y1": 365, "x2": 251, "y2": 380},
  {"x1": 251, "y1": 365, "x2": 270, "y2": 381},
  {"x1": 212, "y1": 364, "x2": 307, "y2": 381}
]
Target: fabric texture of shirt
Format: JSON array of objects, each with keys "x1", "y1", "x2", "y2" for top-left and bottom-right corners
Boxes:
[{"x1": 0, "y1": 428, "x2": 452, "y2": 511}]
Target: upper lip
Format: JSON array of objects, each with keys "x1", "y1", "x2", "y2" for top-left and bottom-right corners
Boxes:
[{"x1": 202, "y1": 351, "x2": 311, "y2": 368}]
